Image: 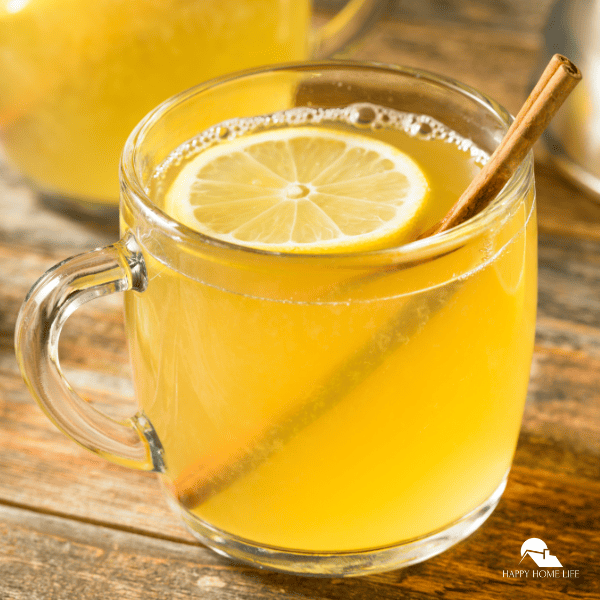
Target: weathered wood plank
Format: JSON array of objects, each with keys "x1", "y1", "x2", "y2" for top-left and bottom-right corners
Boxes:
[
  {"x1": 0, "y1": 465, "x2": 597, "y2": 600},
  {"x1": 536, "y1": 316, "x2": 600, "y2": 360},
  {"x1": 0, "y1": 503, "x2": 228, "y2": 600},
  {"x1": 523, "y1": 348, "x2": 600, "y2": 477},
  {"x1": 0, "y1": 358, "x2": 188, "y2": 541},
  {"x1": 536, "y1": 163, "x2": 600, "y2": 242},
  {"x1": 317, "y1": 0, "x2": 556, "y2": 33},
  {"x1": 538, "y1": 233, "x2": 600, "y2": 330}
]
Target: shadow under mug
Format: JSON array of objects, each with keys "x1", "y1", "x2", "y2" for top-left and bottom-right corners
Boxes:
[{"x1": 15, "y1": 62, "x2": 537, "y2": 577}]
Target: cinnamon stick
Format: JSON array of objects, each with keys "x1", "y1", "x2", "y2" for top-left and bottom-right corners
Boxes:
[{"x1": 420, "y1": 54, "x2": 581, "y2": 238}]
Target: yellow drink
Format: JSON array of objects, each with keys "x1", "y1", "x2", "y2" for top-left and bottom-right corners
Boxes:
[
  {"x1": 123, "y1": 106, "x2": 537, "y2": 552},
  {"x1": 0, "y1": 0, "x2": 310, "y2": 204}
]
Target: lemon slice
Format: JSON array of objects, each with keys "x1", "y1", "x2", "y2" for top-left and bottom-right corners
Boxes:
[{"x1": 165, "y1": 127, "x2": 429, "y2": 253}]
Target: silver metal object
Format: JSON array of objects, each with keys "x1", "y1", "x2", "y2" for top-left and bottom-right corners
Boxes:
[{"x1": 542, "y1": 0, "x2": 600, "y2": 202}]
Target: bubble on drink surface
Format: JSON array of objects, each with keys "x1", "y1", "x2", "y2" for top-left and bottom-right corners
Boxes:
[
  {"x1": 150, "y1": 103, "x2": 490, "y2": 195},
  {"x1": 418, "y1": 122, "x2": 433, "y2": 136},
  {"x1": 216, "y1": 126, "x2": 230, "y2": 140},
  {"x1": 349, "y1": 103, "x2": 378, "y2": 128}
]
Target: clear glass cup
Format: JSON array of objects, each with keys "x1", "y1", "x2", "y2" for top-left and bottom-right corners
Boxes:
[
  {"x1": 0, "y1": 0, "x2": 383, "y2": 216},
  {"x1": 15, "y1": 62, "x2": 537, "y2": 577}
]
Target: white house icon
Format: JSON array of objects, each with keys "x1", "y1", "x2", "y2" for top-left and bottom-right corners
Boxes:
[{"x1": 519, "y1": 538, "x2": 563, "y2": 567}]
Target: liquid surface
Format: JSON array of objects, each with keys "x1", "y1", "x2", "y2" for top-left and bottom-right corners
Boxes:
[
  {"x1": 152, "y1": 104, "x2": 488, "y2": 245},
  {"x1": 123, "y1": 108, "x2": 537, "y2": 551}
]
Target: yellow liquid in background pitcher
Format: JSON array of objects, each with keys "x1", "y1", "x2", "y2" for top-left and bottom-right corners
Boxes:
[
  {"x1": 123, "y1": 104, "x2": 537, "y2": 552},
  {"x1": 0, "y1": 0, "x2": 310, "y2": 203}
]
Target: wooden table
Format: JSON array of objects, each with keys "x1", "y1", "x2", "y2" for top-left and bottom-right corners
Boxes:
[{"x1": 1, "y1": 2, "x2": 599, "y2": 598}]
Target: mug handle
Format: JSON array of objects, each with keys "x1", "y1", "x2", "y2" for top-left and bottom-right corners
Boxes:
[
  {"x1": 312, "y1": 0, "x2": 389, "y2": 59},
  {"x1": 14, "y1": 233, "x2": 163, "y2": 472}
]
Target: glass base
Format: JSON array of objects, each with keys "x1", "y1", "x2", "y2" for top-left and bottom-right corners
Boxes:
[{"x1": 174, "y1": 473, "x2": 508, "y2": 577}]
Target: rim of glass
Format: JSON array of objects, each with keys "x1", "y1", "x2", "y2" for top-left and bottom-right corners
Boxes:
[{"x1": 120, "y1": 60, "x2": 534, "y2": 268}]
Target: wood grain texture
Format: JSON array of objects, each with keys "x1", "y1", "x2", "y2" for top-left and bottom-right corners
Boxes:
[
  {"x1": 341, "y1": 14, "x2": 541, "y2": 116},
  {"x1": 536, "y1": 162, "x2": 600, "y2": 242},
  {"x1": 318, "y1": 0, "x2": 557, "y2": 33},
  {"x1": 1, "y1": 2, "x2": 599, "y2": 598},
  {"x1": 0, "y1": 467, "x2": 597, "y2": 600}
]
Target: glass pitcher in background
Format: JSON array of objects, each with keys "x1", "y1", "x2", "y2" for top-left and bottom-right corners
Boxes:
[{"x1": 0, "y1": 0, "x2": 384, "y2": 215}]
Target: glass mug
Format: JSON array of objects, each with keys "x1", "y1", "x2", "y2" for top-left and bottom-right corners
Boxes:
[
  {"x1": 0, "y1": 0, "x2": 383, "y2": 214},
  {"x1": 15, "y1": 62, "x2": 537, "y2": 576}
]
